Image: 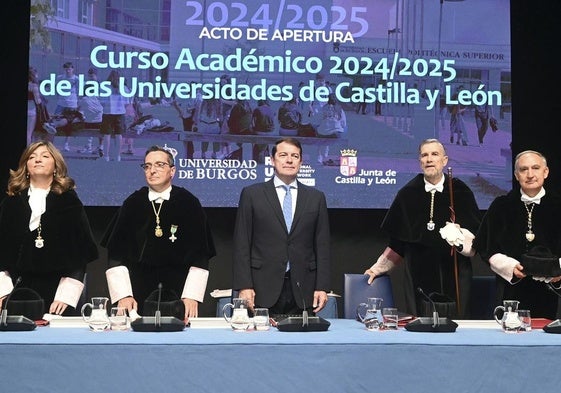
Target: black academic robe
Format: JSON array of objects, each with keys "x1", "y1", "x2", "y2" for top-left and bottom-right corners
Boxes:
[
  {"x1": 382, "y1": 174, "x2": 481, "y2": 318},
  {"x1": 101, "y1": 186, "x2": 216, "y2": 310},
  {"x1": 474, "y1": 189, "x2": 561, "y2": 319},
  {"x1": 0, "y1": 189, "x2": 98, "y2": 310}
]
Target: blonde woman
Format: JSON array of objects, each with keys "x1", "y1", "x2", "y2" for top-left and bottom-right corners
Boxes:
[{"x1": 0, "y1": 141, "x2": 98, "y2": 315}]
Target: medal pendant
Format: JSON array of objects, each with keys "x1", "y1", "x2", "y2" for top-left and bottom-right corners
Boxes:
[
  {"x1": 155, "y1": 227, "x2": 163, "y2": 237},
  {"x1": 427, "y1": 222, "x2": 435, "y2": 231},
  {"x1": 35, "y1": 237, "x2": 44, "y2": 248},
  {"x1": 169, "y1": 225, "x2": 178, "y2": 243},
  {"x1": 525, "y1": 231, "x2": 535, "y2": 242}
]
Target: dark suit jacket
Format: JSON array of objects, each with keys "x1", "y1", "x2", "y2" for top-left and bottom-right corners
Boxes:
[{"x1": 233, "y1": 179, "x2": 330, "y2": 309}]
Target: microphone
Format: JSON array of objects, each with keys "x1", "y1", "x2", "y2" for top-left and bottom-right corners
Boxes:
[
  {"x1": 276, "y1": 281, "x2": 330, "y2": 332},
  {"x1": 547, "y1": 283, "x2": 561, "y2": 298},
  {"x1": 418, "y1": 287, "x2": 440, "y2": 327},
  {"x1": 130, "y1": 283, "x2": 185, "y2": 332},
  {"x1": 297, "y1": 281, "x2": 309, "y2": 326},
  {"x1": 155, "y1": 282, "x2": 162, "y2": 327},
  {"x1": 543, "y1": 319, "x2": 561, "y2": 334},
  {"x1": 404, "y1": 287, "x2": 458, "y2": 333},
  {"x1": 543, "y1": 285, "x2": 561, "y2": 334},
  {"x1": 0, "y1": 277, "x2": 37, "y2": 332}
]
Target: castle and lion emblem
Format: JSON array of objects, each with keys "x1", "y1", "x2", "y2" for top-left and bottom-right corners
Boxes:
[{"x1": 339, "y1": 149, "x2": 357, "y2": 176}]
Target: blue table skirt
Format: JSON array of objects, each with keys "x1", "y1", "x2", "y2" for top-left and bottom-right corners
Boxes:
[{"x1": 2, "y1": 319, "x2": 559, "y2": 393}]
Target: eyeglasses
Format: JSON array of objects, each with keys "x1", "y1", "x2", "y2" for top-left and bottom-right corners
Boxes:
[{"x1": 140, "y1": 161, "x2": 172, "y2": 171}]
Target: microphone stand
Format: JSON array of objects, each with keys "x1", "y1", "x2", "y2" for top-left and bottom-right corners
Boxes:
[
  {"x1": 1, "y1": 277, "x2": 22, "y2": 326},
  {"x1": 297, "y1": 282, "x2": 309, "y2": 327},
  {"x1": 419, "y1": 287, "x2": 440, "y2": 328},
  {"x1": 0, "y1": 276, "x2": 37, "y2": 332},
  {"x1": 447, "y1": 167, "x2": 461, "y2": 316},
  {"x1": 0, "y1": 307, "x2": 7, "y2": 327},
  {"x1": 129, "y1": 283, "x2": 185, "y2": 332},
  {"x1": 404, "y1": 287, "x2": 457, "y2": 333},
  {"x1": 543, "y1": 285, "x2": 561, "y2": 333},
  {"x1": 275, "y1": 282, "x2": 330, "y2": 332},
  {"x1": 154, "y1": 282, "x2": 162, "y2": 328}
]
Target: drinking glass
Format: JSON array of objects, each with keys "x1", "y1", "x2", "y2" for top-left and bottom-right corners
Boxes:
[
  {"x1": 382, "y1": 307, "x2": 399, "y2": 330},
  {"x1": 253, "y1": 308, "x2": 270, "y2": 331},
  {"x1": 517, "y1": 309, "x2": 531, "y2": 332},
  {"x1": 109, "y1": 307, "x2": 129, "y2": 331}
]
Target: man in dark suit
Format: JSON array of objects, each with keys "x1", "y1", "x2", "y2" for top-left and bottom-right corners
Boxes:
[{"x1": 233, "y1": 138, "x2": 331, "y2": 316}]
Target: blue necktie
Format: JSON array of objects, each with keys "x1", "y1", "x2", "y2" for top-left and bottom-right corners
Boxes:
[
  {"x1": 282, "y1": 185, "x2": 292, "y2": 272},
  {"x1": 282, "y1": 185, "x2": 293, "y2": 231}
]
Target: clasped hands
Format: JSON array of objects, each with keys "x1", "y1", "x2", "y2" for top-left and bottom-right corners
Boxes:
[{"x1": 439, "y1": 221, "x2": 465, "y2": 247}]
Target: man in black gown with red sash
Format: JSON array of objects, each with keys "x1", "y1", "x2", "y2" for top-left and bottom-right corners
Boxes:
[{"x1": 364, "y1": 139, "x2": 481, "y2": 318}]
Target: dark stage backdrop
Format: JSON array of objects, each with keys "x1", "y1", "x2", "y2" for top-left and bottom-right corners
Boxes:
[{"x1": 2, "y1": 1, "x2": 560, "y2": 316}]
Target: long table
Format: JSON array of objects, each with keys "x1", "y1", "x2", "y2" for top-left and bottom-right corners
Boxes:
[{"x1": 1, "y1": 319, "x2": 559, "y2": 393}]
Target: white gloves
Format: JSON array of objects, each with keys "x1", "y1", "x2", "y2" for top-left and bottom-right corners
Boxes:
[
  {"x1": 368, "y1": 247, "x2": 404, "y2": 275},
  {"x1": 439, "y1": 222, "x2": 464, "y2": 247},
  {"x1": 439, "y1": 222, "x2": 475, "y2": 257},
  {"x1": 365, "y1": 247, "x2": 403, "y2": 284},
  {"x1": 532, "y1": 276, "x2": 552, "y2": 283}
]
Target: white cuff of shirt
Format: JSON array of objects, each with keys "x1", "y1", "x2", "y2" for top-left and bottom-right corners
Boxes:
[
  {"x1": 181, "y1": 266, "x2": 209, "y2": 303},
  {"x1": 54, "y1": 277, "x2": 85, "y2": 308},
  {"x1": 489, "y1": 253, "x2": 519, "y2": 283},
  {"x1": 0, "y1": 271, "x2": 14, "y2": 298},
  {"x1": 106, "y1": 266, "x2": 133, "y2": 304}
]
